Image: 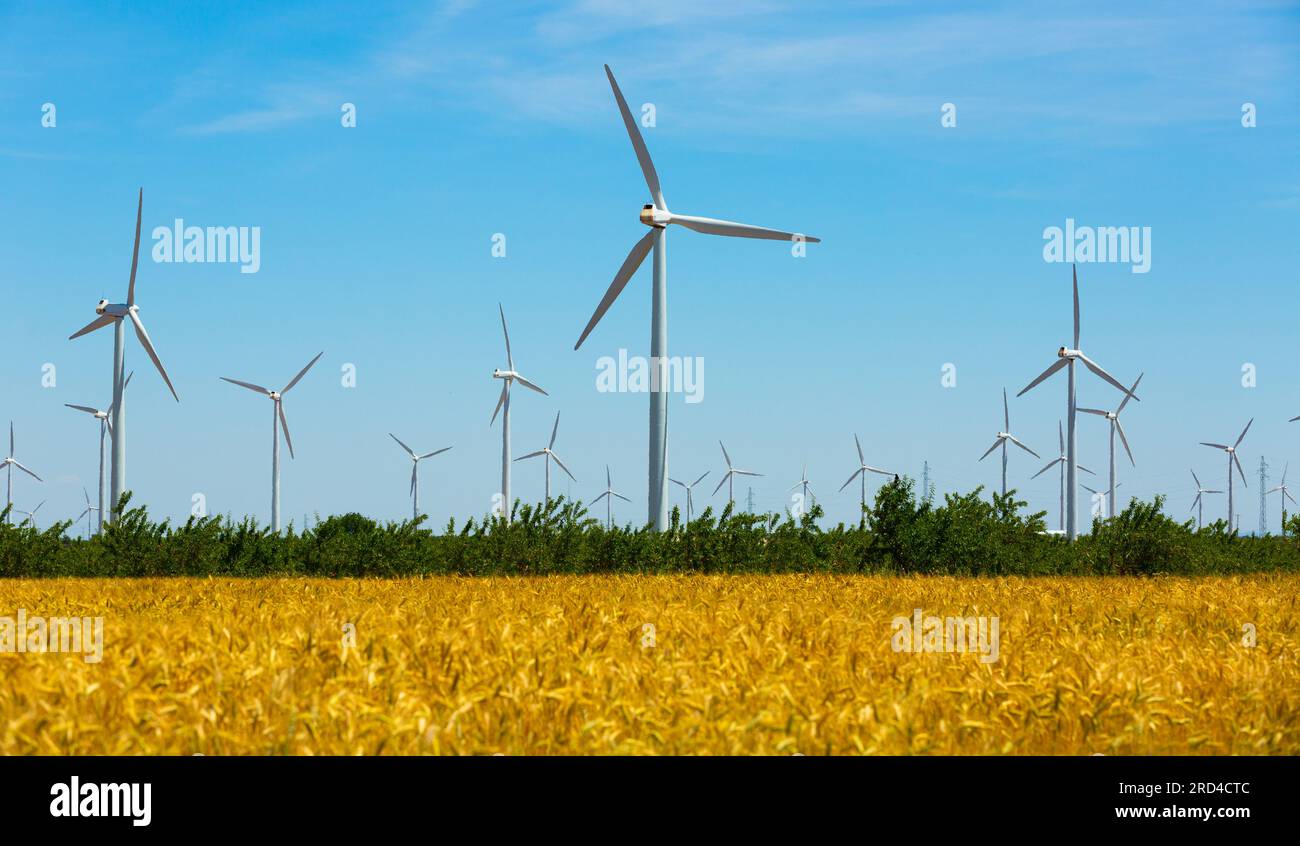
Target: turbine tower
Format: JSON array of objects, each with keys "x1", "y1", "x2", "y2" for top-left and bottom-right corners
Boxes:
[
  {"x1": 1031, "y1": 420, "x2": 1095, "y2": 531},
  {"x1": 573, "y1": 65, "x2": 819, "y2": 532},
  {"x1": 712, "y1": 441, "x2": 761, "y2": 508},
  {"x1": 1080, "y1": 482, "x2": 1121, "y2": 520},
  {"x1": 668, "y1": 471, "x2": 709, "y2": 523},
  {"x1": 1017, "y1": 265, "x2": 1139, "y2": 541},
  {"x1": 221, "y1": 352, "x2": 323, "y2": 532},
  {"x1": 388, "y1": 434, "x2": 451, "y2": 521},
  {"x1": 1, "y1": 423, "x2": 42, "y2": 525},
  {"x1": 1199, "y1": 419, "x2": 1252, "y2": 532},
  {"x1": 490, "y1": 304, "x2": 548, "y2": 524},
  {"x1": 978, "y1": 388, "x2": 1039, "y2": 496},
  {"x1": 591, "y1": 465, "x2": 631, "y2": 529},
  {"x1": 69, "y1": 189, "x2": 179, "y2": 520},
  {"x1": 65, "y1": 371, "x2": 132, "y2": 534},
  {"x1": 839, "y1": 433, "x2": 893, "y2": 527},
  {"x1": 1267, "y1": 463, "x2": 1295, "y2": 533},
  {"x1": 515, "y1": 412, "x2": 576, "y2": 503},
  {"x1": 1079, "y1": 372, "x2": 1143, "y2": 519},
  {"x1": 1189, "y1": 469, "x2": 1223, "y2": 530}
]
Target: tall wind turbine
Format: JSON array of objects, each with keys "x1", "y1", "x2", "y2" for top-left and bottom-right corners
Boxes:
[
  {"x1": 1032, "y1": 420, "x2": 1095, "y2": 531},
  {"x1": 515, "y1": 412, "x2": 576, "y2": 503},
  {"x1": 13, "y1": 500, "x2": 45, "y2": 528},
  {"x1": 668, "y1": 471, "x2": 709, "y2": 523},
  {"x1": 1017, "y1": 265, "x2": 1139, "y2": 540},
  {"x1": 69, "y1": 189, "x2": 179, "y2": 520},
  {"x1": 76, "y1": 487, "x2": 100, "y2": 537},
  {"x1": 1189, "y1": 469, "x2": 1223, "y2": 530},
  {"x1": 221, "y1": 352, "x2": 323, "y2": 533},
  {"x1": 839, "y1": 434, "x2": 893, "y2": 526},
  {"x1": 712, "y1": 441, "x2": 762, "y2": 509},
  {"x1": 1200, "y1": 419, "x2": 1252, "y2": 532},
  {"x1": 1268, "y1": 463, "x2": 1296, "y2": 533},
  {"x1": 388, "y1": 434, "x2": 451, "y2": 521},
  {"x1": 491, "y1": 304, "x2": 548, "y2": 523},
  {"x1": 65, "y1": 371, "x2": 132, "y2": 534},
  {"x1": 1, "y1": 423, "x2": 42, "y2": 525},
  {"x1": 789, "y1": 464, "x2": 815, "y2": 517},
  {"x1": 592, "y1": 465, "x2": 631, "y2": 529},
  {"x1": 978, "y1": 388, "x2": 1040, "y2": 497},
  {"x1": 573, "y1": 65, "x2": 819, "y2": 533},
  {"x1": 1079, "y1": 372, "x2": 1143, "y2": 519}
]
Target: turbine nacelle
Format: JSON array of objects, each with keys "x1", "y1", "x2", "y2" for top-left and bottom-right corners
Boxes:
[
  {"x1": 493, "y1": 369, "x2": 516, "y2": 380},
  {"x1": 1057, "y1": 347, "x2": 1080, "y2": 359},
  {"x1": 639, "y1": 204, "x2": 671, "y2": 228}
]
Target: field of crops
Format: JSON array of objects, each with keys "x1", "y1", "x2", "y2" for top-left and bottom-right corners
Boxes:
[{"x1": 1, "y1": 575, "x2": 1296, "y2": 754}]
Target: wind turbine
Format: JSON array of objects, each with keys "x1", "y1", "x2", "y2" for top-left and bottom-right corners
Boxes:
[
  {"x1": 515, "y1": 412, "x2": 576, "y2": 504},
  {"x1": 712, "y1": 441, "x2": 762, "y2": 509},
  {"x1": 1079, "y1": 372, "x2": 1143, "y2": 519},
  {"x1": 789, "y1": 463, "x2": 815, "y2": 517},
  {"x1": 1080, "y1": 482, "x2": 1122, "y2": 520},
  {"x1": 839, "y1": 434, "x2": 893, "y2": 526},
  {"x1": 1267, "y1": 462, "x2": 1295, "y2": 533},
  {"x1": 221, "y1": 352, "x2": 323, "y2": 533},
  {"x1": 388, "y1": 434, "x2": 451, "y2": 521},
  {"x1": 591, "y1": 465, "x2": 631, "y2": 529},
  {"x1": 1032, "y1": 420, "x2": 1095, "y2": 531},
  {"x1": 978, "y1": 388, "x2": 1040, "y2": 497},
  {"x1": 1017, "y1": 265, "x2": 1139, "y2": 540},
  {"x1": 13, "y1": 500, "x2": 45, "y2": 528},
  {"x1": 76, "y1": 487, "x2": 100, "y2": 537},
  {"x1": 69, "y1": 189, "x2": 179, "y2": 520},
  {"x1": 668, "y1": 471, "x2": 709, "y2": 523},
  {"x1": 1, "y1": 423, "x2": 42, "y2": 525},
  {"x1": 490, "y1": 304, "x2": 548, "y2": 524},
  {"x1": 572, "y1": 65, "x2": 819, "y2": 533},
  {"x1": 1199, "y1": 419, "x2": 1252, "y2": 532},
  {"x1": 1189, "y1": 469, "x2": 1223, "y2": 530},
  {"x1": 65, "y1": 371, "x2": 132, "y2": 534}
]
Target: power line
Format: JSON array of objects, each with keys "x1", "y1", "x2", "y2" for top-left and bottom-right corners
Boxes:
[{"x1": 1258, "y1": 456, "x2": 1270, "y2": 536}]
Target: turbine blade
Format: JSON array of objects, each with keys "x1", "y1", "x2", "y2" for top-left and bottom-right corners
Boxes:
[
  {"x1": 12, "y1": 461, "x2": 42, "y2": 482},
  {"x1": 389, "y1": 433, "x2": 417, "y2": 459},
  {"x1": 713, "y1": 472, "x2": 731, "y2": 496},
  {"x1": 222, "y1": 377, "x2": 271, "y2": 395},
  {"x1": 1190, "y1": 494, "x2": 1200, "y2": 511},
  {"x1": 854, "y1": 433, "x2": 864, "y2": 464},
  {"x1": 604, "y1": 64, "x2": 665, "y2": 209},
  {"x1": 1078, "y1": 465, "x2": 1096, "y2": 475},
  {"x1": 592, "y1": 491, "x2": 610, "y2": 504},
  {"x1": 613, "y1": 492, "x2": 632, "y2": 503},
  {"x1": 1287, "y1": 490, "x2": 1297, "y2": 506},
  {"x1": 693, "y1": 471, "x2": 709, "y2": 487},
  {"x1": 490, "y1": 382, "x2": 508, "y2": 426},
  {"x1": 515, "y1": 450, "x2": 547, "y2": 461},
  {"x1": 1115, "y1": 417, "x2": 1135, "y2": 466},
  {"x1": 719, "y1": 441, "x2": 733, "y2": 469},
  {"x1": 278, "y1": 401, "x2": 295, "y2": 459},
  {"x1": 69, "y1": 314, "x2": 116, "y2": 340},
  {"x1": 574, "y1": 230, "x2": 655, "y2": 350},
  {"x1": 77, "y1": 508, "x2": 90, "y2": 521},
  {"x1": 1200, "y1": 442, "x2": 1229, "y2": 450},
  {"x1": 1235, "y1": 453, "x2": 1247, "y2": 486},
  {"x1": 128, "y1": 310, "x2": 179, "y2": 402},
  {"x1": 1078, "y1": 353, "x2": 1137, "y2": 399},
  {"x1": 1058, "y1": 419, "x2": 1064, "y2": 454},
  {"x1": 1072, "y1": 264, "x2": 1080, "y2": 349},
  {"x1": 498, "y1": 303, "x2": 513, "y2": 370},
  {"x1": 1077, "y1": 408, "x2": 1109, "y2": 416},
  {"x1": 419, "y1": 447, "x2": 452, "y2": 460},
  {"x1": 1116, "y1": 372, "x2": 1144, "y2": 414},
  {"x1": 669, "y1": 478, "x2": 686, "y2": 488},
  {"x1": 1190, "y1": 469, "x2": 1201, "y2": 488},
  {"x1": 838, "y1": 467, "x2": 863, "y2": 492},
  {"x1": 1017, "y1": 358, "x2": 1068, "y2": 397},
  {"x1": 1006, "y1": 435, "x2": 1039, "y2": 458},
  {"x1": 864, "y1": 466, "x2": 893, "y2": 476},
  {"x1": 281, "y1": 351, "x2": 324, "y2": 395},
  {"x1": 65, "y1": 404, "x2": 101, "y2": 416},
  {"x1": 551, "y1": 452, "x2": 577, "y2": 482},
  {"x1": 1234, "y1": 418, "x2": 1253, "y2": 449},
  {"x1": 514, "y1": 374, "x2": 549, "y2": 396},
  {"x1": 410, "y1": 464, "x2": 417, "y2": 496},
  {"x1": 978, "y1": 439, "x2": 1002, "y2": 461},
  {"x1": 669, "y1": 213, "x2": 819, "y2": 244},
  {"x1": 549, "y1": 411, "x2": 560, "y2": 449},
  {"x1": 734, "y1": 470, "x2": 762, "y2": 478},
  {"x1": 1031, "y1": 458, "x2": 1061, "y2": 479},
  {"x1": 127, "y1": 188, "x2": 142, "y2": 307},
  {"x1": 1003, "y1": 387, "x2": 1009, "y2": 432}
]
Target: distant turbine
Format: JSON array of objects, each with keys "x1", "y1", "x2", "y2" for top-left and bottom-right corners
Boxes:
[
  {"x1": 1017, "y1": 265, "x2": 1139, "y2": 541},
  {"x1": 13, "y1": 500, "x2": 45, "y2": 528},
  {"x1": 1079, "y1": 372, "x2": 1144, "y2": 519},
  {"x1": 388, "y1": 434, "x2": 451, "y2": 521},
  {"x1": 978, "y1": 389, "x2": 1040, "y2": 497},
  {"x1": 839, "y1": 434, "x2": 892, "y2": 526},
  {"x1": 69, "y1": 189, "x2": 179, "y2": 519},
  {"x1": 1, "y1": 423, "x2": 42, "y2": 525},
  {"x1": 712, "y1": 441, "x2": 762, "y2": 509},
  {"x1": 668, "y1": 471, "x2": 709, "y2": 523},
  {"x1": 1080, "y1": 482, "x2": 1122, "y2": 519},
  {"x1": 1189, "y1": 469, "x2": 1223, "y2": 530},
  {"x1": 1200, "y1": 419, "x2": 1252, "y2": 532},
  {"x1": 591, "y1": 465, "x2": 631, "y2": 529},
  {"x1": 1267, "y1": 462, "x2": 1296, "y2": 533},
  {"x1": 1032, "y1": 420, "x2": 1095, "y2": 531},
  {"x1": 221, "y1": 352, "x2": 324, "y2": 533},
  {"x1": 515, "y1": 411, "x2": 576, "y2": 504},
  {"x1": 76, "y1": 486, "x2": 100, "y2": 537},
  {"x1": 65, "y1": 371, "x2": 132, "y2": 534},
  {"x1": 573, "y1": 64, "x2": 819, "y2": 533},
  {"x1": 491, "y1": 304, "x2": 548, "y2": 524},
  {"x1": 789, "y1": 463, "x2": 815, "y2": 516}
]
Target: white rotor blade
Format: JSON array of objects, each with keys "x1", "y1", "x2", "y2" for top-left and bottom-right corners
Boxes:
[
  {"x1": 77, "y1": 508, "x2": 91, "y2": 521},
  {"x1": 69, "y1": 314, "x2": 116, "y2": 340},
  {"x1": 1190, "y1": 469, "x2": 1202, "y2": 488},
  {"x1": 1077, "y1": 408, "x2": 1109, "y2": 417},
  {"x1": 551, "y1": 452, "x2": 577, "y2": 483},
  {"x1": 712, "y1": 472, "x2": 732, "y2": 496},
  {"x1": 1002, "y1": 388, "x2": 1009, "y2": 432},
  {"x1": 838, "y1": 467, "x2": 864, "y2": 492},
  {"x1": 278, "y1": 401, "x2": 295, "y2": 459},
  {"x1": 1287, "y1": 490, "x2": 1297, "y2": 506},
  {"x1": 65, "y1": 404, "x2": 101, "y2": 416},
  {"x1": 548, "y1": 412, "x2": 561, "y2": 450},
  {"x1": 410, "y1": 464, "x2": 417, "y2": 496},
  {"x1": 514, "y1": 450, "x2": 547, "y2": 461},
  {"x1": 419, "y1": 447, "x2": 452, "y2": 460},
  {"x1": 1078, "y1": 353, "x2": 1138, "y2": 400},
  {"x1": 613, "y1": 492, "x2": 632, "y2": 503},
  {"x1": 1072, "y1": 264, "x2": 1080, "y2": 349},
  {"x1": 978, "y1": 438, "x2": 1003, "y2": 461},
  {"x1": 604, "y1": 64, "x2": 664, "y2": 209},
  {"x1": 719, "y1": 441, "x2": 733, "y2": 469},
  {"x1": 1058, "y1": 420, "x2": 1064, "y2": 454},
  {"x1": 669, "y1": 478, "x2": 686, "y2": 488},
  {"x1": 865, "y1": 465, "x2": 893, "y2": 476},
  {"x1": 498, "y1": 303, "x2": 513, "y2": 370},
  {"x1": 1115, "y1": 417, "x2": 1135, "y2": 466},
  {"x1": 1078, "y1": 465, "x2": 1096, "y2": 475},
  {"x1": 282, "y1": 351, "x2": 324, "y2": 395},
  {"x1": 574, "y1": 230, "x2": 655, "y2": 350},
  {"x1": 514, "y1": 374, "x2": 548, "y2": 396},
  {"x1": 1234, "y1": 418, "x2": 1253, "y2": 449},
  {"x1": 733, "y1": 469, "x2": 762, "y2": 478},
  {"x1": 592, "y1": 490, "x2": 611, "y2": 504},
  {"x1": 12, "y1": 460, "x2": 42, "y2": 482},
  {"x1": 1017, "y1": 358, "x2": 1068, "y2": 397},
  {"x1": 389, "y1": 433, "x2": 417, "y2": 459},
  {"x1": 1234, "y1": 453, "x2": 1247, "y2": 486},
  {"x1": 669, "y1": 213, "x2": 819, "y2": 244},
  {"x1": 222, "y1": 377, "x2": 271, "y2": 395},
  {"x1": 490, "y1": 382, "x2": 508, "y2": 426},
  {"x1": 127, "y1": 187, "x2": 142, "y2": 307},
  {"x1": 128, "y1": 310, "x2": 179, "y2": 402},
  {"x1": 1116, "y1": 373, "x2": 1143, "y2": 415},
  {"x1": 853, "y1": 433, "x2": 865, "y2": 465},
  {"x1": 1006, "y1": 435, "x2": 1039, "y2": 458},
  {"x1": 1031, "y1": 458, "x2": 1062, "y2": 479},
  {"x1": 1190, "y1": 494, "x2": 1201, "y2": 512},
  {"x1": 1200, "y1": 442, "x2": 1228, "y2": 450},
  {"x1": 692, "y1": 471, "x2": 709, "y2": 487}
]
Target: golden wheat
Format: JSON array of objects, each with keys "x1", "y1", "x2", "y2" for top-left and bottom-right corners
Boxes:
[{"x1": 0, "y1": 575, "x2": 1296, "y2": 754}]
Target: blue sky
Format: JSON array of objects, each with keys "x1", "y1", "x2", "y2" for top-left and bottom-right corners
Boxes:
[{"x1": 1, "y1": 0, "x2": 1298, "y2": 533}]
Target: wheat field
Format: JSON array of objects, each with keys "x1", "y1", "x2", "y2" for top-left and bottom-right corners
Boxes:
[{"x1": 1, "y1": 575, "x2": 1296, "y2": 754}]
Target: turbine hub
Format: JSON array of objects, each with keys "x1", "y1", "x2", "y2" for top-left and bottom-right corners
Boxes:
[
  {"x1": 639, "y1": 204, "x2": 669, "y2": 228},
  {"x1": 1058, "y1": 347, "x2": 1080, "y2": 358}
]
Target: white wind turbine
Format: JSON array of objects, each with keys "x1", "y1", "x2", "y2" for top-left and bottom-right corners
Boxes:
[
  {"x1": 515, "y1": 412, "x2": 576, "y2": 504},
  {"x1": 713, "y1": 441, "x2": 762, "y2": 509},
  {"x1": 65, "y1": 371, "x2": 132, "y2": 534},
  {"x1": 221, "y1": 352, "x2": 323, "y2": 533},
  {"x1": 977, "y1": 389, "x2": 1040, "y2": 499},
  {"x1": 1189, "y1": 469, "x2": 1223, "y2": 530},
  {"x1": 1032, "y1": 420, "x2": 1095, "y2": 531},
  {"x1": 1079, "y1": 372, "x2": 1143, "y2": 519},
  {"x1": 1080, "y1": 482, "x2": 1122, "y2": 520},
  {"x1": 1267, "y1": 462, "x2": 1295, "y2": 533},
  {"x1": 13, "y1": 500, "x2": 45, "y2": 528},
  {"x1": 1, "y1": 423, "x2": 42, "y2": 525},
  {"x1": 839, "y1": 434, "x2": 893, "y2": 526},
  {"x1": 490, "y1": 304, "x2": 548, "y2": 524},
  {"x1": 789, "y1": 463, "x2": 815, "y2": 517},
  {"x1": 668, "y1": 471, "x2": 709, "y2": 524},
  {"x1": 69, "y1": 189, "x2": 179, "y2": 519},
  {"x1": 573, "y1": 65, "x2": 819, "y2": 533},
  {"x1": 1199, "y1": 419, "x2": 1252, "y2": 532},
  {"x1": 76, "y1": 487, "x2": 100, "y2": 537},
  {"x1": 591, "y1": 465, "x2": 631, "y2": 529},
  {"x1": 388, "y1": 434, "x2": 451, "y2": 521},
  {"x1": 1017, "y1": 265, "x2": 1139, "y2": 540}
]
